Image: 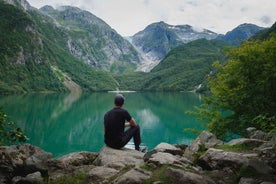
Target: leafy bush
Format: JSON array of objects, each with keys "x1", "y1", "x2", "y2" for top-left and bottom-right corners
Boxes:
[
  {"x1": 194, "y1": 35, "x2": 276, "y2": 139},
  {"x1": 0, "y1": 108, "x2": 27, "y2": 145}
]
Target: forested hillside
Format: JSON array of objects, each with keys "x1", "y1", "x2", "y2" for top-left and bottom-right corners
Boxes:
[
  {"x1": 0, "y1": 0, "x2": 272, "y2": 94},
  {"x1": 0, "y1": 1, "x2": 117, "y2": 93},
  {"x1": 115, "y1": 39, "x2": 229, "y2": 92}
]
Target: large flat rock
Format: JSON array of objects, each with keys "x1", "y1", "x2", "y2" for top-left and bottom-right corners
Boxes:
[{"x1": 93, "y1": 146, "x2": 145, "y2": 169}]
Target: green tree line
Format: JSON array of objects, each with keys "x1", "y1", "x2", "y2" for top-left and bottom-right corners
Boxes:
[{"x1": 193, "y1": 34, "x2": 276, "y2": 139}]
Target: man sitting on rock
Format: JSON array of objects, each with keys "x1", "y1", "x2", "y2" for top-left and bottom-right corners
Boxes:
[{"x1": 104, "y1": 94, "x2": 145, "y2": 152}]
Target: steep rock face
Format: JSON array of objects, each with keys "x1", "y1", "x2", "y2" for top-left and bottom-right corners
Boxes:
[
  {"x1": 3, "y1": 0, "x2": 32, "y2": 11},
  {"x1": 40, "y1": 5, "x2": 140, "y2": 72},
  {"x1": 216, "y1": 23, "x2": 265, "y2": 45},
  {"x1": 0, "y1": 1, "x2": 117, "y2": 93},
  {"x1": 131, "y1": 21, "x2": 218, "y2": 72}
]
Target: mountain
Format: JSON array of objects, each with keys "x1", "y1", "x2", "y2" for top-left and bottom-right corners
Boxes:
[
  {"x1": 216, "y1": 23, "x2": 265, "y2": 45},
  {"x1": 0, "y1": 0, "x2": 270, "y2": 94},
  {"x1": 0, "y1": 0, "x2": 117, "y2": 93},
  {"x1": 251, "y1": 21, "x2": 276, "y2": 40},
  {"x1": 130, "y1": 21, "x2": 218, "y2": 72},
  {"x1": 39, "y1": 5, "x2": 140, "y2": 73},
  {"x1": 115, "y1": 39, "x2": 229, "y2": 92}
]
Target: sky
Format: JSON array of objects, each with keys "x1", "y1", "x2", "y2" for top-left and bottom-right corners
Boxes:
[{"x1": 27, "y1": 0, "x2": 276, "y2": 36}]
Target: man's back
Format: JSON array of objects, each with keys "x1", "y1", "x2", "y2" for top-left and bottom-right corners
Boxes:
[{"x1": 104, "y1": 108, "x2": 131, "y2": 147}]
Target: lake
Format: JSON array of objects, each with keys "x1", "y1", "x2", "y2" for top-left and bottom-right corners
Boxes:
[{"x1": 0, "y1": 92, "x2": 204, "y2": 157}]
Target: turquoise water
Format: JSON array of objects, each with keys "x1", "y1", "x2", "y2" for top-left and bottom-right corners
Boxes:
[{"x1": 0, "y1": 92, "x2": 204, "y2": 157}]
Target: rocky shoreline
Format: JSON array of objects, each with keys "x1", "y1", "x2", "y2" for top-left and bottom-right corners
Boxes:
[{"x1": 0, "y1": 127, "x2": 275, "y2": 184}]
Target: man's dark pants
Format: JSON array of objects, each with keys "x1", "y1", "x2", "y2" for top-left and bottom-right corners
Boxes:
[{"x1": 107, "y1": 125, "x2": 141, "y2": 150}]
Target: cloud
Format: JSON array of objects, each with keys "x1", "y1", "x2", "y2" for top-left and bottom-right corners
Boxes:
[
  {"x1": 28, "y1": 0, "x2": 276, "y2": 36},
  {"x1": 260, "y1": 16, "x2": 271, "y2": 24}
]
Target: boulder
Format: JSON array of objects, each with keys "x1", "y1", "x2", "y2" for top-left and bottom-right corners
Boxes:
[
  {"x1": 227, "y1": 138, "x2": 266, "y2": 147},
  {"x1": 87, "y1": 166, "x2": 119, "y2": 182},
  {"x1": 147, "y1": 152, "x2": 192, "y2": 167},
  {"x1": 198, "y1": 148, "x2": 247, "y2": 170},
  {"x1": 0, "y1": 144, "x2": 52, "y2": 183},
  {"x1": 198, "y1": 148, "x2": 275, "y2": 175},
  {"x1": 113, "y1": 167, "x2": 151, "y2": 184},
  {"x1": 144, "y1": 142, "x2": 183, "y2": 162},
  {"x1": 153, "y1": 142, "x2": 183, "y2": 155},
  {"x1": 198, "y1": 131, "x2": 224, "y2": 148},
  {"x1": 166, "y1": 167, "x2": 215, "y2": 184},
  {"x1": 246, "y1": 127, "x2": 270, "y2": 140},
  {"x1": 93, "y1": 146, "x2": 145, "y2": 169},
  {"x1": 239, "y1": 177, "x2": 258, "y2": 184},
  {"x1": 184, "y1": 131, "x2": 223, "y2": 161},
  {"x1": 57, "y1": 151, "x2": 98, "y2": 166},
  {"x1": 12, "y1": 171, "x2": 43, "y2": 184}
]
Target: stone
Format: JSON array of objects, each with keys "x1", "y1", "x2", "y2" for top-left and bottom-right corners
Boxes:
[
  {"x1": 154, "y1": 142, "x2": 183, "y2": 155},
  {"x1": 113, "y1": 167, "x2": 151, "y2": 184},
  {"x1": 184, "y1": 131, "x2": 223, "y2": 161},
  {"x1": 166, "y1": 167, "x2": 215, "y2": 184},
  {"x1": 25, "y1": 171, "x2": 44, "y2": 183},
  {"x1": 147, "y1": 152, "x2": 192, "y2": 167},
  {"x1": 144, "y1": 142, "x2": 183, "y2": 162},
  {"x1": 247, "y1": 157, "x2": 275, "y2": 174},
  {"x1": 0, "y1": 144, "x2": 52, "y2": 182},
  {"x1": 227, "y1": 138, "x2": 266, "y2": 147},
  {"x1": 198, "y1": 131, "x2": 224, "y2": 148},
  {"x1": 93, "y1": 146, "x2": 145, "y2": 169},
  {"x1": 198, "y1": 148, "x2": 275, "y2": 175},
  {"x1": 183, "y1": 137, "x2": 202, "y2": 161},
  {"x1": 57, "y1": 151, "x2": 98, "y2": 166},
  {"x1": 250, "y1": 130, "x2": 269, "y2": 140},
  {"x1": 12, "y1": 171, "x2": 43, "y2": 184},
  {"x1": 88, "y1": 166, "x2": 118, "y2": 181},
  {"x1": 246, "y1": 127, "x2": 257, "y2": 138},
  {"x1": 198, "y1": 148, "x2": 247, "y2": 170},
  {"x1": 239, "y1": 177, "x2": 258, "y2": 184}
]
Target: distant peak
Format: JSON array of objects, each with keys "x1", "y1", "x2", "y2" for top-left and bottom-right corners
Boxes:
[
  {"x1": 3, "y1": 0, "x2": 32, "y2": 11},
  {"x1": 39, "y1": 5, "x2": 55, "y2": 12},
  {"x1": 56, "y1": 5, "x2": 82, "y2": 12}
]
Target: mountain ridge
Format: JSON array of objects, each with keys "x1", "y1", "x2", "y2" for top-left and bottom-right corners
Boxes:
[
  {"x1": 0, "y1": 0, "x2": 271, "y2": 94},
  {"x1": 39, "y1": 5, "x2": 141, "y2": 73},
  {"x1": 130, "y1": 21, "x2": 218, "y2": 72},
  {"x1": 216, "y1": 23, "x2": 265, "y2": 45}
]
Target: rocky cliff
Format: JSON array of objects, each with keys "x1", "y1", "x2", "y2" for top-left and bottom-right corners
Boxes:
[
  {"x1": 1, "y1": 128, "x2": 275, "y2": 183},
  {"x1": 39, "y1": 5, "x2": 140, "y2": 73},
  {"x1": 130, "y1": 21, "x2": 218, "y2": 72}
]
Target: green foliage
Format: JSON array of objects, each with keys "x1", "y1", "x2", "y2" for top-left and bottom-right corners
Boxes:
[
  {"x1": 194, "y1": 35, "x2": 276, "y2": 139},
  {"x1": 141, "y1": 164, "x2": 179, "y2": 184},
  {"x1": 233, "y1": 165, "x2": 260, "y2": 184},
  {"x1": 115, "y1": 39, "x2": 229, "y2": 92},
  {"x1": 110, "y1": 61, "x2": 137, "y2": 74},
  {"x1": 0, "y1": 2, "x2": 116, "y2": 93},
  {"x1": 251, "y1": 22, "x2": 276, "y2": 41},
  {"x1": 0, "y1": 108, "x2": 27, "y2": 145}
]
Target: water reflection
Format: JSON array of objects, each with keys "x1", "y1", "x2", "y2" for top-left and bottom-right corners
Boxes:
[
  {"x1": 0, "y1": 92, "x2": 204, "y2": 157},
  {"x1": 136, "y1": 109, "x2": 159, "y2": 129}
]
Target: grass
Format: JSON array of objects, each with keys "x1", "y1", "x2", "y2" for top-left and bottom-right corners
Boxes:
[{"x1": 140, "y1": 164, "x2": 184, "y2": 184}]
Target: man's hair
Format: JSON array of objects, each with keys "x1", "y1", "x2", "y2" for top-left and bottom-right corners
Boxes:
[{"x1": 114, "y1": 94, "x2": 125, "y2": 106}]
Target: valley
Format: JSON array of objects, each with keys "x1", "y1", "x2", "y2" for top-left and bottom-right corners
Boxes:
[{"x1": 0, "y1": 0, "x2": 271, "y2": 94}]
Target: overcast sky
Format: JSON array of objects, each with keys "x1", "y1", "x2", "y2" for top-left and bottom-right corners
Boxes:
[{"x1": 27, "y1": 0, "x2": 276, "y2": 36}]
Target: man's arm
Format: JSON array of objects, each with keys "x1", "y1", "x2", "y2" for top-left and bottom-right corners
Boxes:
[{"x1": 125, "y1": 118, "x2": 137, "y2": 127}]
